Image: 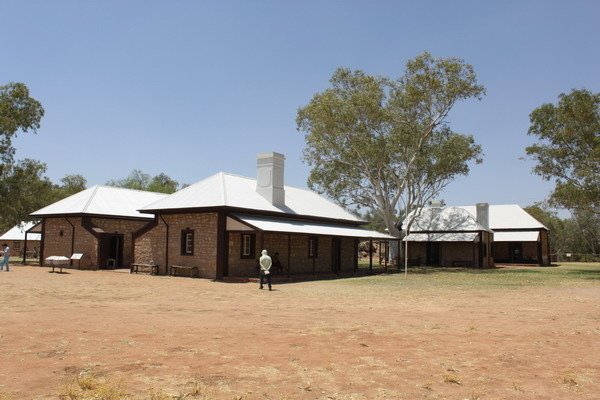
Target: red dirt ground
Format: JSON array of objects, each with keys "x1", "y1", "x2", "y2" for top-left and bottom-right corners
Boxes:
[{"x1": 0, "y1": 266, "x2": 599, "y2": 399}]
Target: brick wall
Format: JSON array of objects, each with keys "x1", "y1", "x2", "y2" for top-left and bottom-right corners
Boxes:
[{"x1": 134, "y1": 213, "x2": 218, "y2": 278}]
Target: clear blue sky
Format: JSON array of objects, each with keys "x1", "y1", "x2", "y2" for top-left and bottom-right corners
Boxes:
[{"x1": 2, "y1": 0, "x2": 599, "y2": 209}]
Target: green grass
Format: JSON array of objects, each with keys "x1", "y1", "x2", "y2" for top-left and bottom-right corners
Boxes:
[{"x1": 339, "y1": 262, "x2": 600, "y2": 289}]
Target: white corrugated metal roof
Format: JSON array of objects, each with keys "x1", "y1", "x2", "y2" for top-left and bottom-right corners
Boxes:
[
  {"x1": 407, "y1": 207, "x2": 488, "y2": 232},
  {"x1": 0, "y1": 222, "x2": 42, "y2": 241},
  {"x1": 231, "y1": 214, "x2": 396, "y2": 239},
  {"x1": 30, "y1": 186, "x2": 168, "y2": 220},
  {"x1": 493, "y1": 231, "x2": 540, "y2": 242},
  {"x1": 460, "y1": 205, "x2": 547, "y2": 230},
  {"x1": 141, "y1": 173, "x2": 363, "y2": 223},
  {"x1": 403, "y1": 232, "x2": 479, "y2": 242}
]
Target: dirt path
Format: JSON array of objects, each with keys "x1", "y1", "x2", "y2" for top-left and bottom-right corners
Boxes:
[{"x1": 1, "y1": 266, "x2": 599, "y2": 399}]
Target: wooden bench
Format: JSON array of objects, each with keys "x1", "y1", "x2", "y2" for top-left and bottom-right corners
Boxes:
[
  {"x1": 130, "y1": 263, "x2": 159, "y2": 275},
  {"x1": 408, "y1": 257, "x2": 421, "y2": 266},
  {"x1": 169, "y1": 265, "x2": 199, "y2": 278},
  {"x1": 452, "y1": 260, "x2": 473, "y2": 267}
]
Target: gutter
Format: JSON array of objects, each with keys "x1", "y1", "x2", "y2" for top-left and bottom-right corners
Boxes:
[
  {"x1": 65, "y1": 217, "x2": 76, "y2": 267},
  {"x1": 159, "y1": 215, "x2": 169, "y2": 275}
]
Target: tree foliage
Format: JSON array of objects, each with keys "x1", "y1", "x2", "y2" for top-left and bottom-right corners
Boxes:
[
  {"x1": 107, "y1": 170, "x2": 179, "y2": 194},
  {"x1": 527, "y1": 89, "x2": 600, "y2": 215},
  {"x1": 0, "y1": 159, "x2": 54, "y2": 231},
  {"x1": 297, "y1": 52, "x2": 485, "y2": 236},
  {"x1": 0, "y1": 82, "x2": 49, "y2": 231},
  {"x1": 525, "y1": 202, "x2": 599, "y2": 255},
  {"x1": 0, "y1": 82, "x2": 45, "y2": 163}
]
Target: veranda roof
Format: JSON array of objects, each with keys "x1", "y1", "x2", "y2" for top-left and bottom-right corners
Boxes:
[
  {"x1": 229, "y1": 214, "x2": 396, "y2": 239},
  {"x1": 0, "y1": 222, "x2": 42, "y2": 241},
  {"x1": 31, "y1": 186, "x2": 168, "y2": 220},
  {"x1": 403, "y1": 232, "x2": 479, "y2": 242},
  {"x1": 493, "y1": 231, "x2": 540, "y2": 242}
]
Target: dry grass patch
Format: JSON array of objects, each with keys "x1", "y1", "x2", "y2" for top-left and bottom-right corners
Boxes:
[{"x1": 59, "y1": 369, "x2": 129, "y2": 400}]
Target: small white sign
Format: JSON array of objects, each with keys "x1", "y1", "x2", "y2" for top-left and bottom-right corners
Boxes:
[{"x1": 71, "y1": 253, "x2": 84, "y2": 260}]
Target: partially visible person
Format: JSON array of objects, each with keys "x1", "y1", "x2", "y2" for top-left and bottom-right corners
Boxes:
[
  {"x1": 272, "y1": 252, "x2": 283, "y2": 273},
  {"x1": 259, "y1": 249, "x2": 272, "y2": 291},
  {"x1": 0, "y1": 243, "x2": 10, "y2": 272}
]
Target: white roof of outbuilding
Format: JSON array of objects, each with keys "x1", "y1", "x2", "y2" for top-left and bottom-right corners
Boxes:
[
  {"x1": 30, "y1": 186, "x2": 168, "y2": 220},
  {"x1": 231, "y1": 214, "x2": 395, "y2": 239},
  {"x1": 403, "y1": 232, "x2": 479, "y2": 242},
  {"x1": 459, "y1": 205, "x2": 547, "y2": 230},
  {"x1": 140, "y1": 172, "x2": 363, "y2": 223},
  {"x1": 0, "y1": 222, "x2": 42, "y2": 241},
  {"x1": 493, "y1": 231, "x2": 540, "y2": 242},
  {"x1": 407, "y1": 207, "x2": 488, "y2": 232}
]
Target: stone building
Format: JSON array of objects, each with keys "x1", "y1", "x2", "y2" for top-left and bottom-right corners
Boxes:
[
  {"x1": 461, "y1": 204, "x2": 550, "y2": 265},
  {"x1": 30, "y1": 186, "x2": 167, "y2": 269},
  {"x1": 403, "y1": 204, "x2": 494, "y2": 268},
  {"x1": 0, "y1": 221, "x2": 42, "y2": 259},
  {"x1": 404, "y1": 203, "x2": 550, "y2": 267},
  {"x1": 134, "y1": 152, "x2": 396, "y2": 279}
]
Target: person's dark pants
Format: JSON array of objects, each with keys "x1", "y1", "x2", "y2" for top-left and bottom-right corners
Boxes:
[{"x1": 259, "y1": 270, "x2": 272, "y2": 290}]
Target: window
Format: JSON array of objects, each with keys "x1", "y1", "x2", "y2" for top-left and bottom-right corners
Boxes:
[
  {"x1": 240, "y1": 233, "x2": 255, "y2": 259},
  {"x1": 181, "y1": 229, "x2": 194, "y2": 255},
  {"x1": 308, "y1": 236, "x2": 319, "y2": 258},
  {"x1": 13, "y1": 241, "x2": 20, "y2": 250}
]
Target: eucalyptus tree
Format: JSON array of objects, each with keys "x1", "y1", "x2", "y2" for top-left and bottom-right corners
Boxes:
[
  {"x1": 107, "y1": 170, "x2": 179, "y2": 194},
  {"x1": 526, "y1": 89, "x2": 600, "y2": 216},
  {"x1": 297, "y1": 52, "x2": 485, "y2": 237},
  {"x1": 0, "y1": 82, "x2": 44, "y2": 164}
]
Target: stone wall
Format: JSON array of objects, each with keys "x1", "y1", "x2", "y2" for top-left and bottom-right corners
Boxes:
[
  {"x1": 407, "y1": 239, "x2": 482, "y2": 267},
  {"x1": 227, "y1": 231, "x2": 262, "y2": 277},
  {"x1": 43, "y1": 217, "x2": 96, "y2": 269},
  {"x1": 540, "y1": 229, "x2": 550, "y2": 265},
  {"x1": 227, "y1": 232, "x2": 360, "y2": 277},
  {"x1": 441, "y1": 242, "x2": 476, "y2": 267},
  {"x1": 407, "y1": 242, "x2": 426, "y2": 265},
  {"x1": 134, "y1": 213, "x2": 218, "y2": 278},
  {"x1": 91, "y1": 217, "x2": 148, "y2": 267},
  {"x1": 43, "y1": 216, "x2": 150, "y2": 270},
  {"x1": 8, "y1": 239, "x2": 41, "y2": 258},
  {"x1": 340, "y1": 238, "x2": 356, "y2": 272}
]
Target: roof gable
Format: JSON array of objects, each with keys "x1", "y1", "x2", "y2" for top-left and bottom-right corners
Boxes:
[
  {"x1": 0, "y1": 221, "x2": 42, "y2": 241},
  {"x1": 140, "y1": 172, "x2": 362, "y2": 223},
  {"x1": 31, "y1": 186, "x2": 168, "y2": 220},
  {"x1": 408, "y1": 207, "x2": 488, "y2": 232},
  {"x1": 460, "y1": 205, "x2": 547, "y2": 230}
]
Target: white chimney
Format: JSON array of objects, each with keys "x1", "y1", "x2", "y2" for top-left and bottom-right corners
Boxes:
[
  {"x1": 476, "y1": 203, "x2": 489, "y2": 230},
  {"x1": 256, "y1": 152, "x2": 285, "y2": 206}
]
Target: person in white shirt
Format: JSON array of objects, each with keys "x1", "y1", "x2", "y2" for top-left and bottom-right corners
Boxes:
[
  {"x1": 0, "y1": 243, "x2": 10, "y2": 272},
  {"x1": 259, "y1": 249, "x2": 272, "y2": 290}
]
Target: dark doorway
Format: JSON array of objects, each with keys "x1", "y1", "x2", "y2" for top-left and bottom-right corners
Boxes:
[
  {"x1": 426, "y1": 242, "x2": 441, "y2": 266},
  {"x1": 331, "y1": 237, "x2": 341, "y2": 274},
  {"x1": 509, "y1": 242, "x2": 523, "y2": 263},
  {"x1": 99, "y1": 234, "x2": 124, "y2": 269}
]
